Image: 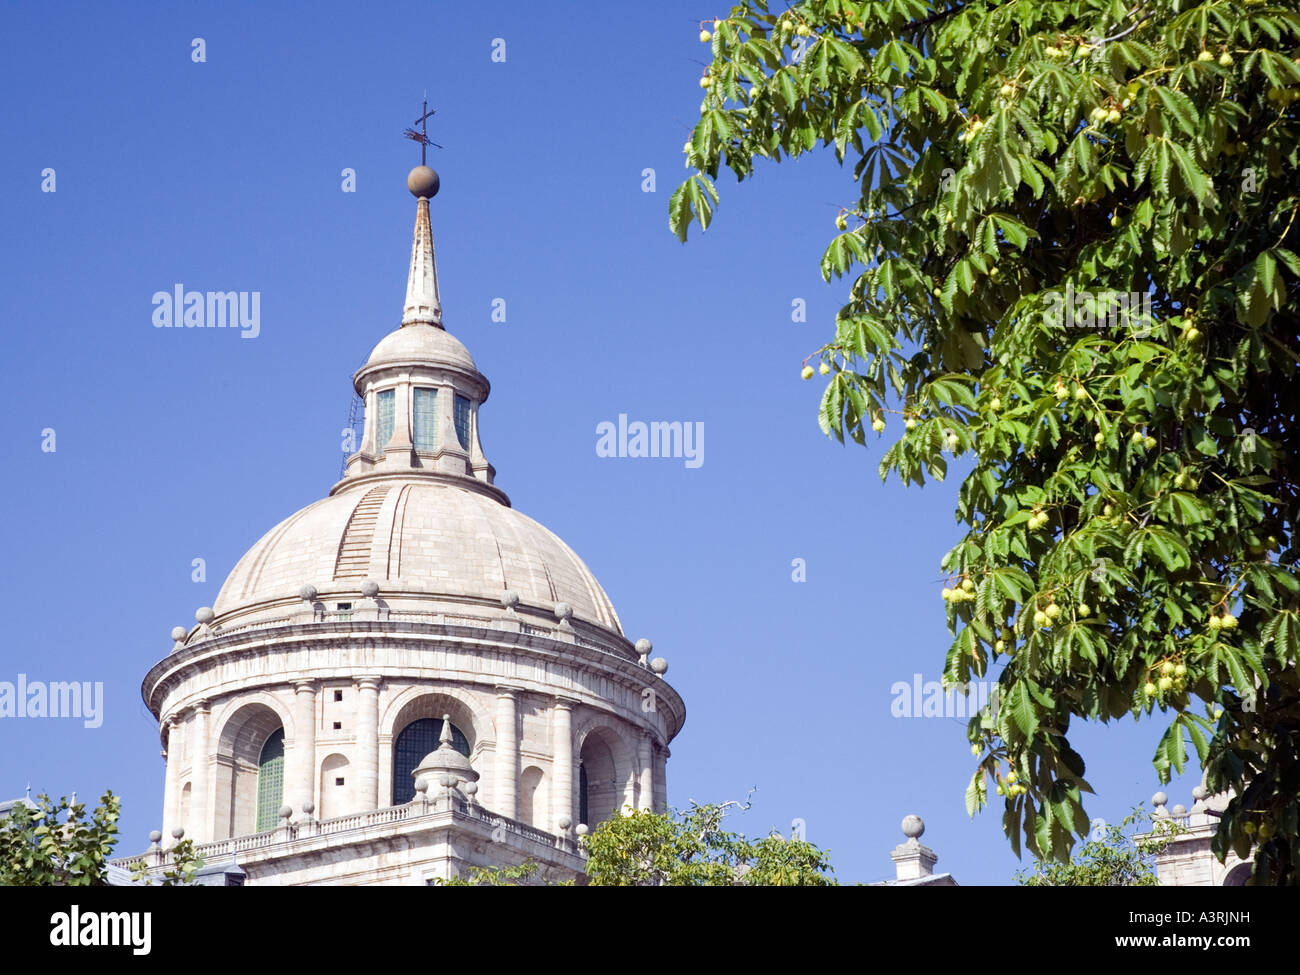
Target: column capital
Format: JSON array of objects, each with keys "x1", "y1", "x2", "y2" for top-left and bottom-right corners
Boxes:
[
  {"x1": 292, "y1": 679, "x2": 318, "y2": 694},
  {"x1": 553, "y1": 696, "x2": 579, "y2": 710},
  {"x1": 354, "y1": 675, "x2": 383, "y2": 691},
  {"x1": 193, "y1": 699, "x2": 211, "y2": 714},
  {"x1": 495, "y1": 684, "x2": 523, "y2": 698}
]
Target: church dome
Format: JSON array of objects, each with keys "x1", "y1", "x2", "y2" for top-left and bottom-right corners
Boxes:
[
  {"x1": 363, "y1": 322, "x2": 476, "y2": 373},
  {"x1": 212, "y1": 479, "x2": 623, "y2": 633}
]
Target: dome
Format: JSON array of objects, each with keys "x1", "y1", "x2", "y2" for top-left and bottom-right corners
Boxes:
[
  {"x1": 363, "y1": 322, "x2": 476, "y2": 374},
  {"x1": 212, "y1": 479, "x2": 622, "y2": 633}
]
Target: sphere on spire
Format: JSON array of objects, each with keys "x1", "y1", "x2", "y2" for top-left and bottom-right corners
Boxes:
[{"x1": 408, "y1": 165, "x2": 440, "y2": 198}]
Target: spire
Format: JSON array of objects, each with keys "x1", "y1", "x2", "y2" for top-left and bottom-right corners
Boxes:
[
  {"x1": 403, "y1": 166, "x2": 443, "y2": 327},
  {"x1": 438, "y1": 713, "x2": 453, "y2": 748}
]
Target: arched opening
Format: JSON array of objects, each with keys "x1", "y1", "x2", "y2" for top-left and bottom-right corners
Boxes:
[
  {"x1": 255, "y1": 729, "x2": 285, "y2": 832},
  {"x1": 520, "y1": 766, "x2": 545, "y2": 827},
  {"x1": 578, "y1": 729, "x2": 620, "y2": 829},
  {"x1": 1223, "y1": 863, "x2": 1252, "y2": 886},
  {"x1": 392, "y1": 717, "x2": 469, "y2": 805},
  {"x1": 179, "y1": 782, "x2": 191, "y2": 833},
  {"x1": 319, "y1": 753, "x2": 351, "y2": 820},
  {"x1": 213, "y1": 702, "x2": 286, "y2": 839}
]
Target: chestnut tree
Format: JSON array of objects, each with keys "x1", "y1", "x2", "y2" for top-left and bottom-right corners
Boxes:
[{"x1": 672, "y1": 0, "x2": 1300, "y2": 881}]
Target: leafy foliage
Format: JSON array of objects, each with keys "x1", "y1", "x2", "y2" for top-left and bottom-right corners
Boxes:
[
  {"x1": 581, "y1": 802, "x2": 836, "y2": 885},
  {"x1": 674, "y1": 0, "x2": 1300, "y2": 881},
  {"x1": 0, "y1": 792, "x2": 121, "y2": 886},
  {"x1": 131, "y1": 838, "x2": 204, "y2": 887},
  {"x1": 1015, "y1": 806, "x2": 1180, "y2": 884},
  {"x1": 432, "y1": 860, "x2": 570, "y2": 886}
]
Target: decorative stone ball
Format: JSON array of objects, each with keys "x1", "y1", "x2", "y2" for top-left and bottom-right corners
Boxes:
[
  {"x1": 415, "y1": 779, "x2": 428, "y2": 795},
  {"x1": 635, "y1": 638, "x2": 653, "y2": 655},
  {"x1": 650, "y1": 657, "x2": 668, "y2": 674},
  {"x1": 575, "y1": 824, "x2": 589, "y2": 836},
  {"x1": 278, "y1": 805, "x2": 293, "y2": 820},
  {"x1": 149, "y1": 830, "x2": 162, "y2": 844},
  {"x1": 170, "y1": 626, "x2": 187, "y2": 642},
  {"x1": 1152, "y1": 792, "x2": 1168, "y2": 807},
  {"x1": 1192, "y1": 785, "x2": 1208, "y2": 801},
  {"x1": 557, "y1": 816, "x2": 572, "y2": 831},
  {"x1": 901, "y1": 814, "x2": 925, "y2": 839},
  {"x1": 361, "y1": 579, "x2": 380, "y2": 598},
  {"x1": 302, "y1": 801, "x2": 315, "y2": 815},
  {"x1": 408, "y1": 165, "x2": 440, "y2": 198},
  {"x1": 464, "y1": 782, "x2": 478, "y2": 797},
  {"x1": 555, "y1": 602, "x2": 573, "y2": 621},
  {"x1": 299, "y1": 584, "x2": 318, "y2": 601},
  {"x1": 171, "y1": 827, "x2": 185, "y2": 840},
  {"x1": 501, "y1": 590, "x2": 519, "y2": 609},
  {"x1": 1171, "y1": 804, "x2": 1187, "y2": 817},
  {"x1": 195, "y1": 606, "x2": 214, "y2": 624},
  {"x1": 439, "y1": 774, "x2": 455, "y2": 789}
]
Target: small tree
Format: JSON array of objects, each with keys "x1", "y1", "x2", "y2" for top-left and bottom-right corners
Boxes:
[
  {"x1": 0, "y1": 792, "x2": 120, "y2": 886},
  {"x1": 1015, "y1": 807, "x2": 1181, "y2": 885}
]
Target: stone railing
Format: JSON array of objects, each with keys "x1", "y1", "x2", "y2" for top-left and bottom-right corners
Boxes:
[{"x1": 113, "y1": 799, "x2": 574, "y2": 871}]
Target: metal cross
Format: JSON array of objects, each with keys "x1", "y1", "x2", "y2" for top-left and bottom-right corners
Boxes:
[{"x1": 404, "y1": 95, "x2": 442, "y2": 165}]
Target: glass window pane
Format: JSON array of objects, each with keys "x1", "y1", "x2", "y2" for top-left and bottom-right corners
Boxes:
[
  {"x1": 256, "y1": 729, "x2": 285, "y2": 832},
  {"x1": 454, "y1": 394, "x2": 471, "y2": 450},
  {"x1": 413, "y1": 388, "x2": 438, "y2": 451},
  {"x1": 376, "y1": 389, "x2": 395, "y2": 450}
]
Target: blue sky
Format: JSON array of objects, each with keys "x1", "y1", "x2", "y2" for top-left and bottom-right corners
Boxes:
[{"x1": 0, "y1": 0, "x2": 1205, "y2": 884}]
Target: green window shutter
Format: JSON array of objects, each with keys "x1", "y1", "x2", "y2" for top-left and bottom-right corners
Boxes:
[
  {"x1": 454, "y1": 394, "x2": 471, "y2": 450},
  {"x1": 413, "y1": 388, "x2": 438, "y2": 450},
  {"x1": 376, "y1": 389, "x2": 395, "y2": 450},
  {"x1": 255, "y1": 729, "x2": 285, "y2": 832}
]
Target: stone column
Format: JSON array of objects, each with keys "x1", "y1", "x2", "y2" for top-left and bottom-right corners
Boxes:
[
  {"x1": 653, "y1": 746, "x2": 669, "y2": 813},
  {"x1": 291, "y1": 680, "x2": 317, "y2": 815},
  {"x1": 355, "y1": 677, "x2": 382, "y2": 811},
  {"x1": 495, "y1": 687, "x2": 519, "y2": 819},
  {"x1": 161, "y1": 717, "x2": 180, "y2": 846},
  {"x1": 638, "y1": 732, "x2": 654, "y2": 811},
  {"x1": 552, "y1": 699, "x2": 574, "y2": 831},
  {"x1": 188, "y1": 701, "x2": 210, "y2": 842}
]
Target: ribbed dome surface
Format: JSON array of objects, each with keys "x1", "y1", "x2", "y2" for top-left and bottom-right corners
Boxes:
[{"x1": 212, "y1": 480, "x2": 622, "y2": 633}]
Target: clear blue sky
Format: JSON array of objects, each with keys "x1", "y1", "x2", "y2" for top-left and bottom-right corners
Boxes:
[{"x1": 0, "y1": 0, "x2": 1204, "y2": 884}]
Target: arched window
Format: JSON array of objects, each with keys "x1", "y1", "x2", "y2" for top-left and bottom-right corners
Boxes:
[
  {"x1": 392, "y1": 718, "x2": 469, "y2": 805},
  {"x1": 413, "y1": 388, "x2": 438, "y2": 450},
  {"x1": 454, "y1": 394, "x2": 472, "y2": 449},
  {"x1": 375, "y1": 389, "x2": 395, "y2": 449},
  {"x1": 255, "y1": 729, "x2": 284, "y2": 832}
]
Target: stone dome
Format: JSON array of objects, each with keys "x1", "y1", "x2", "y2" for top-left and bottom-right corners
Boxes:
[
  {"x1": 212, "y1": 479, "x2": 622, "y2": 633},
  {"x1": 363, "y1": 322, "x2": 476, "y2": 373}
]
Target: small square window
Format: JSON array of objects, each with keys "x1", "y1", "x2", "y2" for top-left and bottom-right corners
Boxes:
[
  {"x1": 336, "y1": 602, "x2": 352, "y2": 610},
  {"x1": 335, "y1": 777, "x2": 345, "y2": 787},
  {"x1": 333, "y1": 690, "x2": 343, "y2": 702},
  {"x1": 332, "y1": 721, "x2": 342, "y2": 730}
]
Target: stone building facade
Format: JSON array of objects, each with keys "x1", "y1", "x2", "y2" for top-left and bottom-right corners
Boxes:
[{"x1": 120, "y1": 165, "x2": 685, "y2": 885}]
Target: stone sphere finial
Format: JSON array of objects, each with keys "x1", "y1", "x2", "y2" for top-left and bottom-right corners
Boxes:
[
  {"x1": 1192, "y1": 785, "x2": 1208, "y2": 801},
  {"x1": 149, "y1": 830, "x2": 162, "y2": 844},
  {"x1": 1152, "y1": 791, "x2": 1168, "y2": 807},
  {"x1": 415, "y1": 779, "x2": 428, "y2": 795},
  {"x1": 635, "y1": 638, "x2": 653, "y2": 655},
  {"x1": 650, "y1": 657, "x2": 668, "y2": 674},
  {"x1": 171, "y1": 827, "x2": 185, "y2": 840},
  {"x1": 464, "y1": 782, "x2": 478, "y2": 797},
  {"x1": 558, "y1": 816, "x2": 572, "y2": 831},
  {"x1": 501, "y1": 590, "x2": 519, "y2": 609},
  {"x1": 1171, "y1": 804, "x2": 1187, "y2": 816},
  {"x1": 901, "y1": 814, "x2": 925, "y2": 839},
  {"x1": 302, "y1": 801, "x2": 315, "y2": 815},
  {"x1": 278, "y1": 804, "x2": 293, "y2": 821},
  {"x1": 554, "y1": 602, "x2": 573, "y2": 622},
  {"x1": 195, "y1": 606, "x2": 214, "y2": 624},
  {"x1": 299, "y1": 584, "x2": 318, "y2": 601},
  {"x1": 170, "y1": 626, "x2": 187, "y2": 642},
  {"x1": 408, "y1": 165, "x2": 440, "y2": 198},
  {"x1": 361, "y1": 579, "x2": 380, "y2": 598},
  {"x1": 575, "y1": 824, "x2": 589, "y2": 836}
]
